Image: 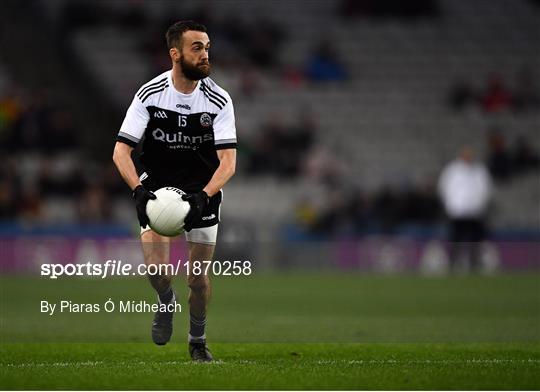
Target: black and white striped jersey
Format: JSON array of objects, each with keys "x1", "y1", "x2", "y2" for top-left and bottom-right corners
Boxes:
[{"x1": 117, "y1": 70, "x2": 237, "y2": 192}]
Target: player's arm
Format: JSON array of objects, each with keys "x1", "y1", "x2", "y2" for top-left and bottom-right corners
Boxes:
[
  {"x1": 114, "y1": 91, "x2": 149, "y2": 191},
  {"x1": 182, "y1": 93, "x2": 237, "y2": 232},
  {"x1": 202, "y1": 94, "x2": 237, "y2": 197},
  {"x1": 114, "y1": 92, "x2": 155, "y2": 228},
  {"x1": 203, "y1": 148, "x2": 236, "y2": 197},
  {"x1": 112, "y1": 142, "x2": 141, "y2": 191},
  {"x1": 113, "y1": 141, "x2": 156, "y2": 228}
]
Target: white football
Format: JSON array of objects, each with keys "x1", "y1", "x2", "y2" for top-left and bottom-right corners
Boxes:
[{"x1": 146, "y1": 187, "x2": 191, "y2": 236}]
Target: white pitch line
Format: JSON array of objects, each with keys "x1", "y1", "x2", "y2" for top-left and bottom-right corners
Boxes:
[
  {"x1": 3, "y1": 358, "x2": 539, "y2": 368},
  {"x1": 3, "y1": 360, "x2": 228, "y2": 368},
  {"x1": 317, "y1": 359, "x2": 540, "y2": 365},
  {"x1": 5, "y1": 361, "x2": 104, "y2": 368}
]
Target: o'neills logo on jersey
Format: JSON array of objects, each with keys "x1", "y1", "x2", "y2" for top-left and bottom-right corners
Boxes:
[
  {"x1": 200, "y1": 113, "x2": 213, "y2": 127},
  {"x1": 152, "y1": 128, "x2": 213, "y2": 150}
]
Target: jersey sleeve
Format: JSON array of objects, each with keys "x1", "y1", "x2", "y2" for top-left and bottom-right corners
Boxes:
[
  {"x1": 117, "y1": 95, "x2": 150, "y2": 147},
  {"x1": 213, "y1": 100, "x2": 237, "y2": 150}
]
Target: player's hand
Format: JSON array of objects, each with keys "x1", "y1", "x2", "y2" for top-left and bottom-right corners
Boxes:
[
  {"x1": 132, "y1": 185, "x2": 156, "y2": 228},
  {"x1": 182, "y1": 191, "x2": 209, "y2": 232}
]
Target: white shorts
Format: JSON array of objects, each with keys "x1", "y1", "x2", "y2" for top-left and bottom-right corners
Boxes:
[{"x1": 140, "y1": 224, "x2": 218, "y2": 245}]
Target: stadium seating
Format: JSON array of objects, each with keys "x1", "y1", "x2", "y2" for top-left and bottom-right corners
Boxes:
[{"x1": 3, "y1": 0, "x2": 539, "y2": 234}]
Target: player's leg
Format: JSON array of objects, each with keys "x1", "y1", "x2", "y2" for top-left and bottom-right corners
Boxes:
[
  {"x1": 185, "y1": 224, "x2": 218, "y2": 361},
  {"x1": 141, "y1": 228, "x2": 176, "y2": 345},
  {"x1": 141, "y1": 229, "x2": 172, "y2": 292},
  {"x1": 187, "y1": 241, "x2": 214, "y2": 338}
]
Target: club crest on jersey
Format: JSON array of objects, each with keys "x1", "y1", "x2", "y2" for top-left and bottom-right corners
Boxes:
[{"x1": 200, "y1": 113, "x2": 213, "y2": 127}]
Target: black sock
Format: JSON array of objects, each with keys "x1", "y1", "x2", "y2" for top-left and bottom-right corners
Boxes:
[
  {"x1": 158, "y1": 287, "x2": 173, "y2": 304},
  {"x1": 189, "y1": 313, "x2": 206, "y2": 339}
]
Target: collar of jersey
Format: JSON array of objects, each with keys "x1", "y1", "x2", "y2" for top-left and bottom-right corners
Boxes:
[{"x1": 168, "y1": 71, "x2": 201, "y2": 97}]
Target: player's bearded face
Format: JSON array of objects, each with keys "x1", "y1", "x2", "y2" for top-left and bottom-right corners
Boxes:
[{"x1": 180, "y1": 54, "x2": 211, "y2": 81}]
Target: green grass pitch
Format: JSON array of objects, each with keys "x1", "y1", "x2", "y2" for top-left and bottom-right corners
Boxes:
[{"x1": 1, "y1": 273, "x2": 539, "y2": 389}]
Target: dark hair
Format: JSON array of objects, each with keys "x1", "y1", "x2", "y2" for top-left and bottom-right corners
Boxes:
[{"x1": 165, "y1": 20, "x2": 207, "y2": 49}]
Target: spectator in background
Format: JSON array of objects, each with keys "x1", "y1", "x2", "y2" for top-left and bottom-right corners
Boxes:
[
  {"x1": 38, "y1": 158, "x2": 84, "y2": 197},
  {"x1": 248, "y1": 110, "x2": 316, "y2": 177},
  {"x1": 513, "y1": 66, "x2": 539, "y2": 113},
  {"x1": 0, "y1": 179, "x2": 16, "y2": 220},
  {"x1": 339, "y1": 0, "x2": 368, "y2": 19},
  {"x1": 339, "y1": 0, "x2": 439, "y2": 19},
  {"x1": 78, "y1": 182, "x2": 110, "y2": 222},
  {"x1": 102, "y1": 162, "x2": 129, "y2": 196},
  {"x1": 372, "y1": 186, "x2": 400, "y2": 233},
  {"x1": 480, "y1": 74, "x2": 513, "y2": 113},
  {"x1": 8, "y1": 91, "x2": 51, "y2": 152},
  {"x1": 304, "y1": 146, "x2": 346, "y2": 186},
  {"x1": 438, "y1": 146, "x2": 492, "y2": 272},
  {"x1": 0, "y1": 158, "x2": 18, "y2": 221},
  {"x1": 294, "y1": 196, "x2": 319, "y2": 232},
  {"x1": 400, "y1": 177, "x2": 441, "y2": 225},
  {"x1": 17, "y1": 186, "x2": 43, "y2": 223},
  {"x1": 486, "y1": 129, "x2": 512, "y2": 181},
  {"x1": 246, "y1": 114, "x2": 286, "y2": 175},
  {"x1": 238, "y1": 64, "x2": 262, "y2": 98},
  {"x1": 289, "y1": 108, "x2": 316, "y2": 163},
  {"x1": 447, "y1": 69, "x2": 538, "y2": 114},
  {"x1": 219, "y1": 14, "x2": 284, "y2": 69},
  {"x1": 42, "y1": 109, "x2": 79, "y2": 153},
  {"x1": 305, "y1": 40, "x2": 348, "y2": 82},
  {"x1": 0, "y1": 88, "x2": 23, "y2": 136},
  {"x1": 246, "y1": 17, "x2": 284, "y2": 68},
  {"x1": 448, "y1": 79, "x2": 476, "y2": 112},
  {"x1": 511, "y1": 135, "x2": 540, "y2": 175}
]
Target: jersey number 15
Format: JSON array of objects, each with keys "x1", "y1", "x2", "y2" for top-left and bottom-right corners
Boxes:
[{"x1": 178, "y1": 115, "x2": 187, "y2": 128}]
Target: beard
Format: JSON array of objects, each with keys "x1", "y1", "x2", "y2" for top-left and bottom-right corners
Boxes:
[{"x1": 180, "y1": 55, "x2": 211, "y2": 81}]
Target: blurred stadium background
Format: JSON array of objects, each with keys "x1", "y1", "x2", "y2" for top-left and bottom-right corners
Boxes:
[
  {"x1": 0, "y1": 0, "x2": 539, "y2": 273},
  {"x1": 1, "y1": 3, "x2": 539, "y2": 388}
]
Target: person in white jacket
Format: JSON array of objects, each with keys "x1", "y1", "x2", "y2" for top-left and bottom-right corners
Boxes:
[{"x1": 438, "y1": 146, "x2": 493, "y2": 272}]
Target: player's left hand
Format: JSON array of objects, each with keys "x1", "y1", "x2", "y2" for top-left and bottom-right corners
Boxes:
[{"x1": 182, "y1": 191, "x2": 209, "y2": 232}]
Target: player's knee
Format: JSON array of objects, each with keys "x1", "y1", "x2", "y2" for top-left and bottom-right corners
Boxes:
[
  {"x1": 188, "y1": 275, "x2": 210, "y2": 292},
  {"x1": 148, "y1": 273, "x2": 172, "y2": 290},
  {"x1": 143, "y1": 249, "x2": 169, "y2": 265}
]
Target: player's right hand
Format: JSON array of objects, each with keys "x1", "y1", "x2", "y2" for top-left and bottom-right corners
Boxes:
[
  {"x1": 132, "y1": 185, "x2": 156, "y2": 228},
  {"x1": 182, "y1": 191, "x2": 209, "y2": 232}
]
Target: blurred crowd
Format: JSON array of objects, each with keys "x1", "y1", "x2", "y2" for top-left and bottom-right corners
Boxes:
[
  {"x1": 339, "y1": 0, "x2": 439, "y2": 20},
  {"x1": 449, "y1": 69, "x2": 540, "y2": 114},
  {"x1": 0, "y1": 0, "x2": 353, "y2": 227},
  {"x1": 1, "y1": 70, "x2": 538, "y2": 231},
  {"x1": 487, "y1": 129, "x2": 540, "y2": 182},
  {"x1": 293, "y1": 179, "x2": 441, "y2": 238},
  {"x1": 1, "y1": 0, "x2": 539, "y2": 235},
  {"x1": 53, "y1": 0, "x2": 350, "y2": 87},
  {"x1": 291, "y1": 128, "x2": 539, "y2": 238},
  {"x1": 0, "y1": 84, "x2": 126, "y2": 224}
]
